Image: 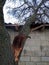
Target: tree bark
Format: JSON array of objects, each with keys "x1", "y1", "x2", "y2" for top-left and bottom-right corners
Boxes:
[{"x1": 0, "y1": 0, "x2": 17, "y2": 65}]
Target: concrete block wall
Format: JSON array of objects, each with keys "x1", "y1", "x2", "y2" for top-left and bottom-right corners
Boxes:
[{"x1": 8, "y1": 29, "x2": 49, "y2": 65}]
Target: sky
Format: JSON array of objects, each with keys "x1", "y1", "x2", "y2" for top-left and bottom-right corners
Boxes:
[
  {"x1": 3, "y1": 0, "x2": 41, "y2": 24},
  {"x1": 3, "y1": 0, "x2": 49, "y2": 24},
  {"x1": 3, "y1": 0, "x2": 24, "y2": 24}
]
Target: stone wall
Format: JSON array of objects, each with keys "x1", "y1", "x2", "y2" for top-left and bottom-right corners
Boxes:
[{"x1": 8, "y1": 29, "x2": 49, "y2": 65}]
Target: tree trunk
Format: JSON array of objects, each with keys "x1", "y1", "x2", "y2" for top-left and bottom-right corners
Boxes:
[
  {"x1": 13, "y1": 1, "x2": 42, "y2": 61},
  {"x1": 13, "y1": 14, "x2": 36, "y2": 62},
  {"x1": 0, "y1": 0, "x2": 17, "y2": 65},
  {"x1": 13, "y1": 1, "x2": 44, "y2": 61}
]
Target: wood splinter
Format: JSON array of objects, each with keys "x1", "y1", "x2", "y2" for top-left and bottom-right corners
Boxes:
[{"x1": 12, "y1": 34, "x2": 27, "y2": 62}]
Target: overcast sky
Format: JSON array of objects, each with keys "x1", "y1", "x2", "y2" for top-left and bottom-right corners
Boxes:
[
  {"x1": 3, "y1": 0, "x2": 24, "y2": 24},
  {"x1": 3, "y1": 0, "x2": 41, "y2": 24},
  {"x1": 3, "y1": 0, "x2": 49, "y2": 24}
]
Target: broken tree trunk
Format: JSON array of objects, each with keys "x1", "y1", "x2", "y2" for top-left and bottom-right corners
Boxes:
[
  {"x1": 12, "y1": 1, "x2": 44, "y2": 62},
  {"x1": 12, "y1": 13, "x2": 36, "y2": 62},
  {"x1": 12, "y1": 1, "x2": 43, "y2": 62}
]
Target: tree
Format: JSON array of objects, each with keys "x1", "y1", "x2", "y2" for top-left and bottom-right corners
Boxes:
[
  {"x1": 0, "y1": 0, "x2": 17, "y2": 65},
  {"x1": 11, "y1": 0, "x2": 49, "y2": 62},
  {"x1": 1, "y1": 0, "x2": 49, "y2": 65}
]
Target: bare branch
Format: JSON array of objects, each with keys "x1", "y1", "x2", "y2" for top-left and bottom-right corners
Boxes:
[
  {"x1": 37, "y1": 13, "x2": 44, "y2": 15},
  {"x1": 16, "y1": 3, "x2": 25, "y2": 9},
  {"x1": 44, "y1": 12, "x2": 49, "y2": 18},
  {"x1": 44, "y1": 4, "x2": 49, "y2": 9},
  {"x1": 35, "y1": 0, "x2": 48, "y2": 13}
]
